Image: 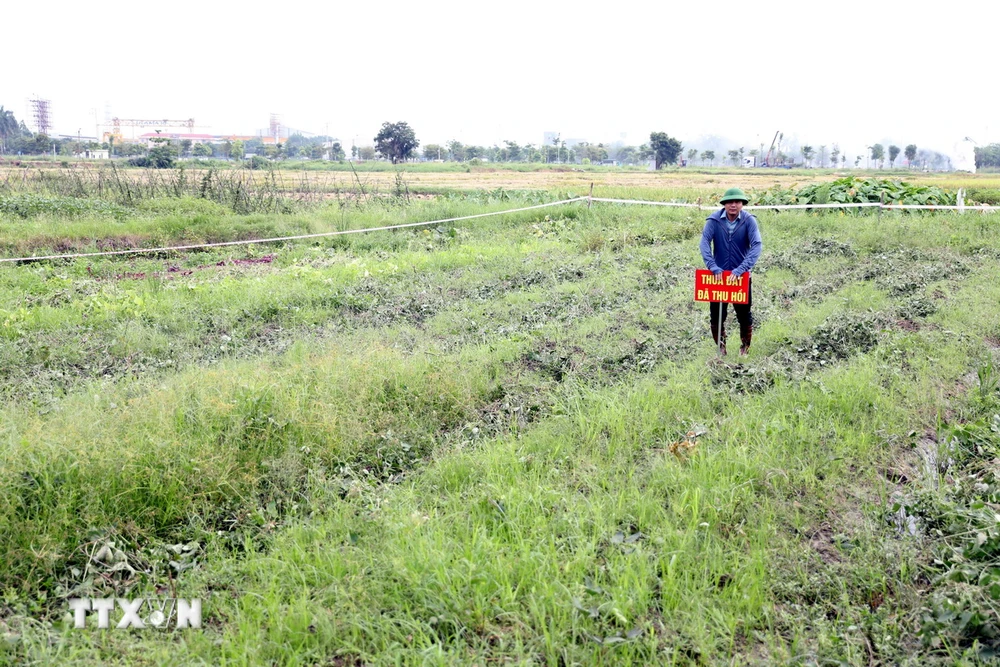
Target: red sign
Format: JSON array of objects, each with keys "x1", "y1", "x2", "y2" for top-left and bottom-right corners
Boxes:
[{"x1": 694, "y1": 270, "x2": 750, "y2": 303}]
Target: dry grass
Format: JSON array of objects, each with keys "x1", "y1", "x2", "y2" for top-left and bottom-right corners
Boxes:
[{"x1": 5, "y1": 164, "x2": 1000, "y2": 199}]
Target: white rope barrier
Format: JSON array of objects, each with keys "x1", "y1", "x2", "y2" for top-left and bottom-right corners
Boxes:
[
  {"x1": 0, "y1": 192, "x2": 994, "y2": 265},
  {"x1": 746, "y1": 202, "x2": 883, "y2": 210},
  {"x1": 880, "y1": 204, "x2": 995, "y2": 211},
  {"x1": 0, "y1": 197, "x2": 585, "y2": 264},
  {"x1": 590, "y1": 197, "x2": 918, "y2": 211},
  {"x1": 588, "y1": 197, "x2": 703, "y2": 209},
  {"x1": 588, "y1": 197, "x2": 908, "y2": 211},
  {"x1": 590, "y1": 196, "x2": 997, "y2": 212}
]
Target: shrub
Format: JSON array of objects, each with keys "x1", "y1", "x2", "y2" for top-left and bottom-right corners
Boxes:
[
  {"x1": 247, "y1": 156, "x2": 270, "y2": 170},
  {"x1": 965, "y1": 188, "x2": 1000, "y2": 205}
]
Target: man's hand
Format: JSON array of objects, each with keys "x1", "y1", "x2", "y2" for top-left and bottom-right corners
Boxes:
[
  {"x1": 712, "y1": 269, "x2": 723, "y2": 277},
  {"x1": 730, "y1": 269, "x2": 744, "y2": 279}
]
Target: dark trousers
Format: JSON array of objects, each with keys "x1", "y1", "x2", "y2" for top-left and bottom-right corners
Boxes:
[{"x1": 709, "y1": 279, "x2": 753, "y2": 345}]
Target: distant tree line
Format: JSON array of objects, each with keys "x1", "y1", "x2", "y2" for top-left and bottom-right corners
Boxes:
[
  {"x1": 3, "y1": 104, "x2": 970, "y2": 171},
  {"x1": 1, "y1": 108, "x2": 665, "y2": 167},
  {"x1": 864, "y1": 143, "x2": 951, "y2": 170},
  {"x1": 974, "y1": 144, "x2": 1000, "y2": 169},
  {"x1": 0, "y1": 105, "x2": 89, "y2": 157},
  {"x1": 679, "y1": 141, "x2": 941, "y2": 170},
  {"x1": 0, "y1": 105, "x2": 344, "y2": 166},
  {"x1": 363, "y1": 122, "x2": 672, "y2": 166},
  {"x1": 409, "y1": 139, "x2": 642, "y2": 165}
]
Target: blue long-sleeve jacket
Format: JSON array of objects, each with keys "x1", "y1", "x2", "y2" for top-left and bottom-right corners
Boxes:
[{"x1": 699, "y1": 208, "x2": 762, "y2": 275}]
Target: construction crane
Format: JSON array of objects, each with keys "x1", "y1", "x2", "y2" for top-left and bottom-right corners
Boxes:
[
  {"x1": 106, "y1": 118, "x2": 196, "y2": 143},
  {"x1": 763, "y1": 130, "x2": 781, "y2": 167}
]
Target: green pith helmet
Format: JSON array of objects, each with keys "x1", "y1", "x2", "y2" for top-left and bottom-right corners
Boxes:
[{"x1": 719, "y1": 187, "x2": 749, "y2": 205}]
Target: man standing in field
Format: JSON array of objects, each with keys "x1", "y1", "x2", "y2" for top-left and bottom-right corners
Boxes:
[{"x1": 699, "y1": 188, "x2": 763, "y2": 356}]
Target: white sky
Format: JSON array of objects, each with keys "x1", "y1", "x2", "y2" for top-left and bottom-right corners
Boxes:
[{"x1": 6, "y1": 0, "x2": 997, "y2": 161}]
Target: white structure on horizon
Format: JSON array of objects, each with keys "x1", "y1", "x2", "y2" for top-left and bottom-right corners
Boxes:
[{"x1": 951, "y1": 138, "x2": 976, "y2": 172}]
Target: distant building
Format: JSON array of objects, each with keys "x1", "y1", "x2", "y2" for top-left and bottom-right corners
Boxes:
[
  {"x1": 74, "y1": 148, "x2": 109, "y2": 159},
  {"x1": 54, "y1": 134, "x2": 98, "y2": 142},
  {"x1": 137, "y1": 132, "x2": 287, "y2": 147},
  {"x1": 951, "y1": 139, "x2": 976, "y2": 173}
]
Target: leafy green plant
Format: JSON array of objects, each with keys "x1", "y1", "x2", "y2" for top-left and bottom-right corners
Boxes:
[{"x1": 754, "y1": 177, "x2": 956, "y2": 208}]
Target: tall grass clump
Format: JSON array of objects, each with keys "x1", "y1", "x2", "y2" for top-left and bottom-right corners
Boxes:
[
  {"x1": 0, "y1": 164, "x2": 314, "y2": 215},
  {"x1": 0, "y1": 340, "x2": 497, "y2": 602}
]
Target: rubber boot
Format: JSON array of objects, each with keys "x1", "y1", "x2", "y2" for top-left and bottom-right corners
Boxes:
[
  {"x1": 712, "y1": 324, "x2": 727, "y2": 356},
  {"x1": 739, "y1": 323, "x2": 752, "y2": 356}
]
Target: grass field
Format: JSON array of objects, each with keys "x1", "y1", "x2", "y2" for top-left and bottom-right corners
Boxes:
[
  {"x1": 5, "y1": 162, "x2": 1000, "y2": 204},
  {"x1": 1, "y1": 168, "x2": 999, "y2": 665}
]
